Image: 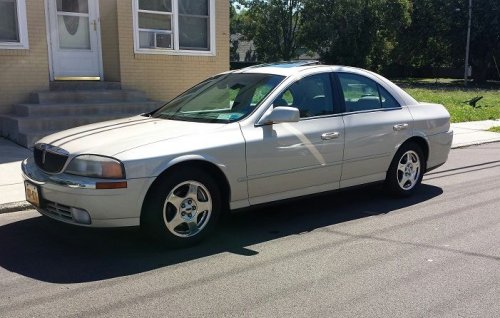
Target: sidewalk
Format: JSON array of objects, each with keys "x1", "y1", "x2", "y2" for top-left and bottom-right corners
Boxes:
[
  {"x1": 1, "y1": 119, "x2": 500, "y2": 213},
  {"x1": 0, "y1": 138, "x2": 31, "y2": 212}
]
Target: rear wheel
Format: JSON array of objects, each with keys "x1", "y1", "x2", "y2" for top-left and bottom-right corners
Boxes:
[
  {"x1": 385, "y1": 142, "x2": 426, "y2": 196},
  {"x1": 141, "y1": 168, "x2": 222, "y2": 247}
]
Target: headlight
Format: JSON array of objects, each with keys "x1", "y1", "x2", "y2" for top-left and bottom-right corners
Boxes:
[{"x1": 65, "y1": 155, "x2": 125, "y2": 179}]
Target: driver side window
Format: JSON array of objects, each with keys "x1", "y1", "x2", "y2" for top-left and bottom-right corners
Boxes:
[{"x1": 273, "y1": 73, "x2": 334, "y2": 118}]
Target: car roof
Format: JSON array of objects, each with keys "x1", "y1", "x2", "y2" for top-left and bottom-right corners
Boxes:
[{"x1": 232, "y1": 61, "x2": 366, "y2": 77}]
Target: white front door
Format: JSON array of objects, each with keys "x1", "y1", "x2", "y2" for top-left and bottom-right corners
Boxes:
[{"x1": 47, "y1": 0, "x2": 102, "y2": 80}]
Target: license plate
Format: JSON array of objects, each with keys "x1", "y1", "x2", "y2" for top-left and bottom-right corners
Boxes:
[{"x1": 25, "y1": 181, "x2": 40, "y2": 208}]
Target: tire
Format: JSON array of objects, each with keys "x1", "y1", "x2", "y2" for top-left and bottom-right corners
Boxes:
[
  {"x1": 385, "y1": 142, "x2": 426, "y2": 197},
  {"x1": 141, "y1": 167, "x2": 222, "y2": 247}
]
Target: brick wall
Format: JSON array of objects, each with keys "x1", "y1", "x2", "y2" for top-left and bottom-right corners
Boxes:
[
  {"x1": 116, "y1": 0, "x2": 230, "y2": 103},
  {"x1": 0, "y1": 0, "x2": 49, "y2": 114}
]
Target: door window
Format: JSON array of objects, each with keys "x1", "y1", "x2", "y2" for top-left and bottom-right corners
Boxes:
[
  {"x1": 273, "y1": 73, "x2": 334, "y2": 118},
  {"x1": 56, "y1": 0, "x2": 91, "y2": 49},
  {"x1": 378, "y1": 85, "x2": 400, "y2": 109},
  {"x1": 337, "y1": 73, "x2": 400, "y2": 112}
]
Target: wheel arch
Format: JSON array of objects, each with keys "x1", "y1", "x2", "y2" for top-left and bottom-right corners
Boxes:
[
  {"x1": 140, "y1": 158, "x2": 232, "y2": 222},
  {"x1": 397, "y1": 136, "x2": 430, "y2": 170}
]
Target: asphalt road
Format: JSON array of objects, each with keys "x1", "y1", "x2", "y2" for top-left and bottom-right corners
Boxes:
[{"x1": 1, "y1": 143, "x2": 499, "y2": 318}]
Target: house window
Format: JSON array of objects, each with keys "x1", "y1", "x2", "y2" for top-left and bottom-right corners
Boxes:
[
  {"x1": 0, "y1": 0, "x2": 29, "y2": 49},
  {"x1": 133, "y1": 0, "x2": 215, "y2": 55}
]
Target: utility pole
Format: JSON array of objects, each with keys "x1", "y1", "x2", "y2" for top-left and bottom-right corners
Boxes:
[{"x1": 464, "y1": 0, "x2": 472, "y2": 86}]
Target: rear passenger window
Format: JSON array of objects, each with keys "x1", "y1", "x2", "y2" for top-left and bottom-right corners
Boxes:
[
  {"x1": 379, "y1": 85, "x2": 400, "y2": 108},
  {"x1": 337, "y1": 73, "x2": 400, "y2": 112}
]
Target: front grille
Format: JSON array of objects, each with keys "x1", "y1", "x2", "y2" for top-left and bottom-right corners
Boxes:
[
  {"x1": 34, "y1": 144, "x2": 69, "y2": 173},
  {"x1": 44, "y1": 201, "x2": 73, "y2": 221}
]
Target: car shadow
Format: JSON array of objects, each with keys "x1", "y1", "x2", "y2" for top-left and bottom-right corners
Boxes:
[{"x1": 0, "y1": 184, "x2": 443, "y2": 284}]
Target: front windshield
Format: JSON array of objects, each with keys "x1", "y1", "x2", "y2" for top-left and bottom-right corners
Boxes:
[{"x1": 152, "y1": 73, "x2": 285, "y2": 123}]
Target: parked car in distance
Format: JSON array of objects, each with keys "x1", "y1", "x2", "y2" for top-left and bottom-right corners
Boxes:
[{"x1": 22, "y1": 61, "x2": 453, "y2": 246}]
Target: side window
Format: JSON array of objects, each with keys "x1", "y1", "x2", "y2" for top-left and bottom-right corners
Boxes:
[
  {"x1": 338, "y1": 73, "x2": 380, "y2": 112},
  {"x1": 0, "y1": 0, "x2": 29, "y2": 49},
  {"x1": 379, "y1": 85, "x2": 400, "y2": 108},
  {"x1": 337, "y1": 73, "x2": 400, "y2": 112},
  {"x1": 273, "y1": 73, "x2": 334, "y2": 118}
]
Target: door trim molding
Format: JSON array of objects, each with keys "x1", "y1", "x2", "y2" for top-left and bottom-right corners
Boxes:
[
  {"x1": 45, "y1": 0, "x2": 104, "y2": 81},
  {"x1": 45, "y1": 0, "x2": 54, "y2": 81}
]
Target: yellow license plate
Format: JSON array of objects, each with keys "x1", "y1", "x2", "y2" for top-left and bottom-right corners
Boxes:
[{"x1": 25, "y1": 181, "x2": 40, "y2": 207}]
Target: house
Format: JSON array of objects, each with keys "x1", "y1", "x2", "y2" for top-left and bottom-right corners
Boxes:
[{"x1": 0, "y1": 0, "x2": 229, "y2": 147}]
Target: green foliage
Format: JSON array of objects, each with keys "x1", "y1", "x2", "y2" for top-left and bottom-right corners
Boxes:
[
  {"x1": 468, "y1": 0, "x2": 500, "y2": 82},
  {"x1": 392, "y1": 0, "x2": 460, "y2": 68},
  {"x1": 231, "y1": 0, "x2": 500, "y2": 83},
  {"x1": 233, "y1": 0, "x2": 305, "y2": 62},
  {"x1": 299, "y1": 0, "x2": 411, "y2": 70},
  {"x1": 392, "y1": 0, "x2": 500, "y2": 83}
]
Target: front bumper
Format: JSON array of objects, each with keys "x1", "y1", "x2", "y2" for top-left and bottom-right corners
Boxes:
[{"x1": 22, "y1": 157, "x2": 155, "y2": 227}]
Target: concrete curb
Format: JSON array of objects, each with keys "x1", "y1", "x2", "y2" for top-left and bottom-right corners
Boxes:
[
  {"x1": 0, "y1": 201, "x2": 33, "y2": 214},
  {"x1": 451, "y1": 138, "x2": 500, "y2": 149}
]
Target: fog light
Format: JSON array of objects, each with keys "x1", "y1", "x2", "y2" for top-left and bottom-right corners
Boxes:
[{"x1": 71, "y1": 207, "x2": 91, "y2": 225}]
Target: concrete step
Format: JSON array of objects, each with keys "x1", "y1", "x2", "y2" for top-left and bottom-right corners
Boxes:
[
  {"x1": 1, "y1": 112, "x2": 148, "y2": 148},
  {"x1": 17, "y1": 130, "x2": 62, "y2": 149},
  {"x1": 14, "y1": 101, "x2": 162, "y2": 116},
  {"x1": 49, "y1": 81, "x2": 121, "y2": 91},
  {"x1": 32, "y1": 89, "x2": 148, "y2": 104},
  {"x1": 3, "y1": 113, "x2": 144, "y2": 132}
]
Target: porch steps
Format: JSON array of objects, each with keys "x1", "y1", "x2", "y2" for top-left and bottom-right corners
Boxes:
[
  {"x1": 49, "y1": 81, "x2": 121, "y2": 91},
  {"x1": 31, "y1": 90, "x2": 148, "y2": 104},
  {"x1": 14, "y1": 101, "x2": 159, "y2": 117},
  {"x1": 0, "y1": 84, "x2": 164, "y2": 148}
]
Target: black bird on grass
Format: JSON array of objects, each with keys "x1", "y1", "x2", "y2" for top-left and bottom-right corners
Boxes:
[{"x1": 465, "y1": 96, "x2": 483, "y2": 108}]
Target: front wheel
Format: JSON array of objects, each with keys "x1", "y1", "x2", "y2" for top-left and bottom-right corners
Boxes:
[
  {"x1": 141, "y1": 168, "x2": 222, "y2": 247},
  {"x1": 385, "y1": 142, "x2": 426, "y2": 197}
]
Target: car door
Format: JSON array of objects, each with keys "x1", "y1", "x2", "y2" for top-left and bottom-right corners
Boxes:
[
  {"x1": 241, "y1": 72, "x2": 345, "y2": 205},
  {"x1": 335, "y1": 72, "x2": 413, "y2": 188}
]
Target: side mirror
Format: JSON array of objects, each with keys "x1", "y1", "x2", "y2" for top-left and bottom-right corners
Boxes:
[{"x1": 259, "y1": 106, "x2": 300, "y2": 125}]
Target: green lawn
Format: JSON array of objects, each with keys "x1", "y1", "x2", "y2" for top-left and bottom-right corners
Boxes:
[
  {"x1": 393, "y1": 78, "x2": 500, "y2": 123},
  {"x1": 489, "y1": 126, "x2": 500, "y2": 133}
]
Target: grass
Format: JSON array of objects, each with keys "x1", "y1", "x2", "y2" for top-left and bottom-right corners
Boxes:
[
  {"x1": 488, "y1": 126, "x2": 500, "y2": 133},
  {"x1": 393, "y1": 78, "x2": 500, "y2": 123}
]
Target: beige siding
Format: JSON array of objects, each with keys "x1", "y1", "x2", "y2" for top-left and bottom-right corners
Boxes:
[
  {"x1": 99, "y1": 0, "x2": 121, "y2": 82},
  {"x1": 0, "y1": 0, "x2": 49, "y2": 114},
  {"x1": 116, "y1": 0, "x2": 229, "y2": 102}
]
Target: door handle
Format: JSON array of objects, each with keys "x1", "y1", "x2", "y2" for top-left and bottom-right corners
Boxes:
[
  {"x1": 91, "y1": 20, "x2": 97, "y2": 31},
  {"x1": 393, "y1": 123, "x2": 409, "y2": 131},
  {"x1": 321, "y1": 132, "x2": 340, "y2": 140}
]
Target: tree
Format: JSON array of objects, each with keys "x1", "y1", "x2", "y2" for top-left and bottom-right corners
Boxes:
[
  {"x1": 301, "y1": 0, "x2": 412, "y2": 71},
  {"x1": 236, "y1": 0, "x2": 305, "y2": 62},
  {"x1": 392, "y1": 0, "x2": 500, "y2": 82},
  {"x1": 468, "y1": 0, "x2": 500, "y2": 82},
  {"x1": 392, "y1": 0, "x2": 465, "y2": 72}
]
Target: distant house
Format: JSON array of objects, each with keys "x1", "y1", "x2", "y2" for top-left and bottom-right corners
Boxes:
[
  {"x1": 230, "y1": 33, "x2": 319, "y2": 64},
  {"x1": 0, "y1": 0, "x2": 229, "y2": 147},
  {"x1": 230, "y1": 33, "x2": 257, "y2": 62}
]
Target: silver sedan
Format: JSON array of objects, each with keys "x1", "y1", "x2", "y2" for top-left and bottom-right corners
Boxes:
[{"x1": 22, "y1": 62, "x2": 453, "y2": 246}]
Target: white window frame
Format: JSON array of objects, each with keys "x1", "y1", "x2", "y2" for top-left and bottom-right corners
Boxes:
[
  {"x1": 0, "y1": 0, "x2": 29, "y2": 49},
  {"x1": 132, "y1": 0, "x2": 216, "y2": 56}
]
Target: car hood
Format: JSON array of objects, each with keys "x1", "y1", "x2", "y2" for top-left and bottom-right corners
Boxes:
[{"x1": 36, "y1": 116, "x2": 226, "y2": 156}]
